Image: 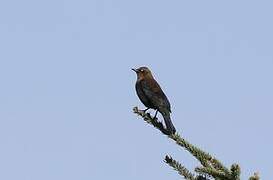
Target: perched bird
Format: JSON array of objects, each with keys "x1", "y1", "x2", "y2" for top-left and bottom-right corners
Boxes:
[{"x1": 132, "y1": 66, "x2": 176, "y2": 134}]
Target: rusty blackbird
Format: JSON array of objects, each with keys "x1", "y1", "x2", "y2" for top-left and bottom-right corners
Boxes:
[{"x1": 132, "y1": 66, "x2": 176, "y2": 134}]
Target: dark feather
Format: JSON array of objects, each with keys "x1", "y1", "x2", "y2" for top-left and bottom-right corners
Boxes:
[{"x1": 140, "y1": 78, "x2": 171, "y2": 112}]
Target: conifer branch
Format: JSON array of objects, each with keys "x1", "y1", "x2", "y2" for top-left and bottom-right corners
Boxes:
[
  {"x1": 165, "y1": 155, "x2": 196, "y2": 180},
  {"x1": 133, "y1": 106, "x2": 170, "y2": 135},
  {"x1": 133, "y1": 106, "x2": 259, "y2": 180},
  {"x1": 230, "y1": 164, "x2": 240, "y2": 180},
  {"x1": 195, "y1": 167, "x2": 230, "y2": 180},
  {"x1": 209, "y1": 158, "x2": 230, "y2": 175},
  {"x1": 249, "y1": 172, "x2": 260, "y2": 180},
  {"x1": 133, "y1": 106, "x2": 226, "y2": 169}
]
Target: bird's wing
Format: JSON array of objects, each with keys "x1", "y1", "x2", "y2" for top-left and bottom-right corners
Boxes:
[{"x1": 140, "y1": 79, "x2": 171, "y2": 112}]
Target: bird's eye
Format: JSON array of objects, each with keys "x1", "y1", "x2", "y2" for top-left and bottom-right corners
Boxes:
[{"x1": 140, "y1": 69, "x2": 144, "y2": 72}]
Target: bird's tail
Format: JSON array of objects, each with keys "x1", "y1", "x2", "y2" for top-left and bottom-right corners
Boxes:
[{"x1": 161, "y1": 111, "x2": 176, "y2": 134}]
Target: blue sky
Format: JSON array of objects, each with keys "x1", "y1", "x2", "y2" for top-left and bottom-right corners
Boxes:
[{"x1": 0, "y1": 0, "x2": 272, "y2": 179}]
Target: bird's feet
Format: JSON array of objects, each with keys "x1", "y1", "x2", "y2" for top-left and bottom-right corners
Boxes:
[{"x1": 153, "y1": 110, "x2": 158, "y2": 120}]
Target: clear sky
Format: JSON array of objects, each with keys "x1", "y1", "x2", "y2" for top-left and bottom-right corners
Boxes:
[{"x1": 0, "y1": 0, "x2": 272, "y2": 179}]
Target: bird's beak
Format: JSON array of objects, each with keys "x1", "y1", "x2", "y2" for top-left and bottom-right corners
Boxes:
[{"x1": 131, "y1": 68, "x2": 139, "y2": 73}]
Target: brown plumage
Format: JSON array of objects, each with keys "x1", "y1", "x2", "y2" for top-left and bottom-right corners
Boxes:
[{"x1": 132, "y1": 66, "x2": 176, "y2": 134}]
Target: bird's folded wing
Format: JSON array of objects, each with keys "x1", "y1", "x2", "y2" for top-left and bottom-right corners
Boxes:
[{"x1": 140, "y1": 79, "x2": 171, "y2": 112}]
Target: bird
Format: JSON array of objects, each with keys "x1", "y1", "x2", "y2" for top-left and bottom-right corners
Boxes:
[{"x1": 132, "y1": 66, "x2": 176, "y2": 134}]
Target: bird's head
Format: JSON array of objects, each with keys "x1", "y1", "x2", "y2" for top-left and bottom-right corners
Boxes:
[{"x1": 132, "y1": 66, "x2": 153, "y2": 80}]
